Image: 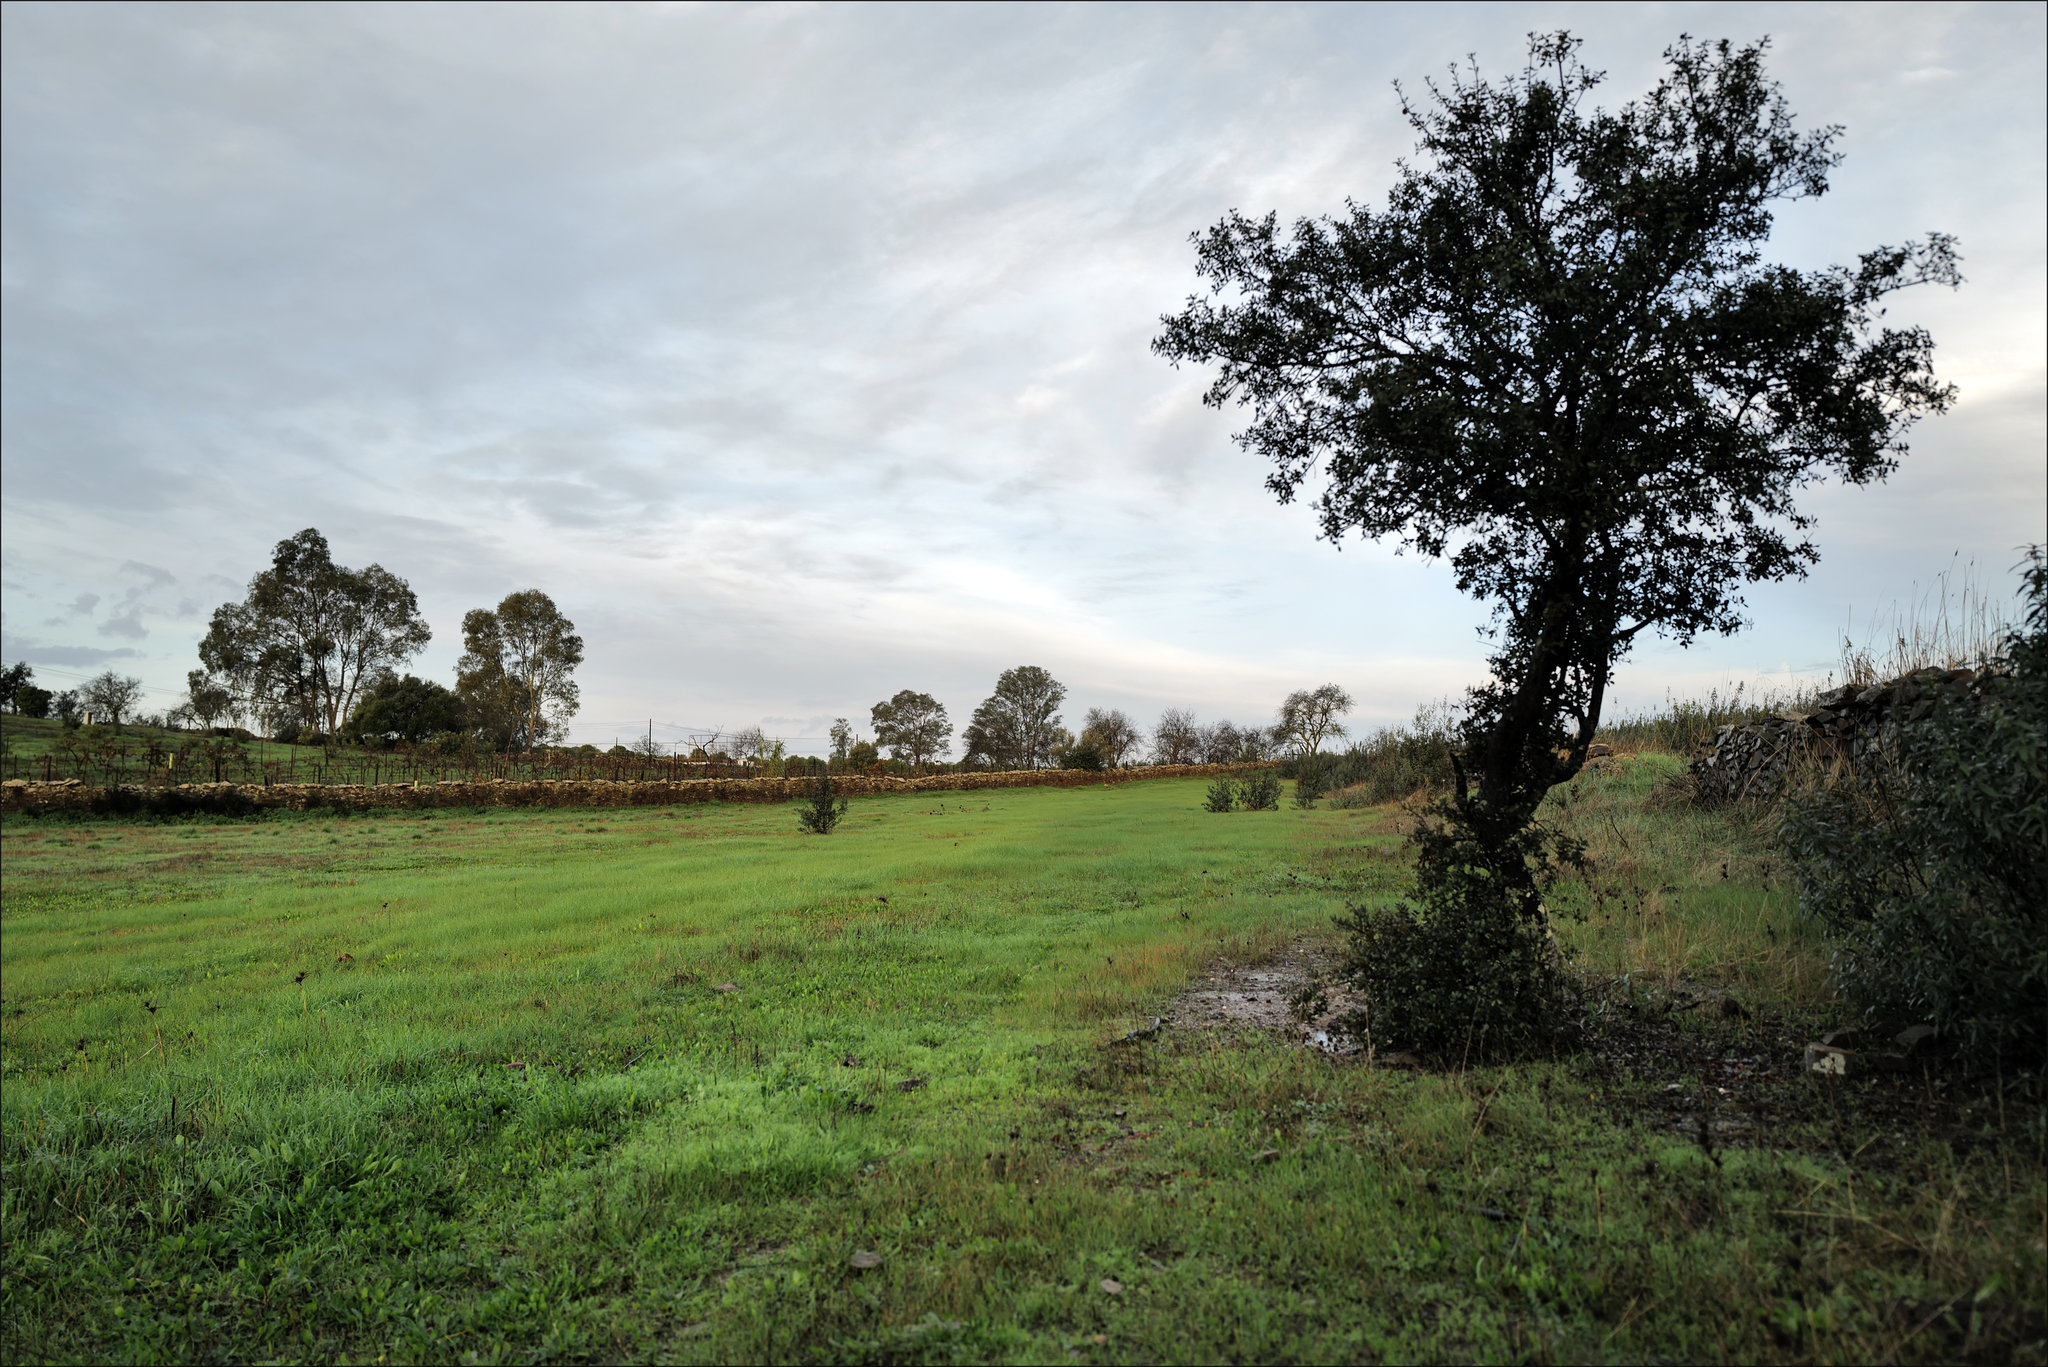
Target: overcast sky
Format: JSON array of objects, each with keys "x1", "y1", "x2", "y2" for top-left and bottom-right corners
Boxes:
[{"x1": 4, "y1": 1, "x2": 2042, "y2": 753}]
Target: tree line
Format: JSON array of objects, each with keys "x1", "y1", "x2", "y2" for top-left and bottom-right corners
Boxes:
[{"x1": 830, "y1": 671, "x2": 1353, "y2": 773}]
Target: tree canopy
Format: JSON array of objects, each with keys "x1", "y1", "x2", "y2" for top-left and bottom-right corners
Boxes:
[
  {"x1": 871, "y1": 690, "x2": 951, "y2": 769},
  {"x1": 965, "y1": 666, "x2": 1067, "y2": 770},
  {"x1": 198, "y1": 529, "x2": 431, "y2": 739},
  {"x1": 457, "y1": 590, "x2": 584, "y2": 751},
  {"x1": 1156, "y1": 32, "x2": 1959, "y2": 1056}
]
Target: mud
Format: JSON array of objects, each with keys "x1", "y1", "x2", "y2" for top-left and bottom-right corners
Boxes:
[{"x1": 1167, "y1": 938, "x2": 1365, "y2": 1053}]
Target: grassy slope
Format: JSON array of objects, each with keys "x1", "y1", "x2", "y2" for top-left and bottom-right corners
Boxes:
[{"x1": 1, "y1": 773, "x2": 2040, "y2": 1364}]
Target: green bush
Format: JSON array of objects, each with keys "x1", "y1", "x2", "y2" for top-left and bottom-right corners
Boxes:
[
  {"x1": 1335, "y1": 804, "x2": 1576, "y2": 1060},
  {"x1": 794, "y1": 768, "x2": 849, "y2": 834},
  {"x1": 1203, "y1": 774, "x2": 1237, "y2": 812},
  {"x1": 16, "y1": 684, "x2": 52, "y2": 719},
  {"x1": 1241, "y1": 768, "x2": 1281, "y2": 810},
  {"x1": 1780, "y1": 550, "x2": 2047, "y2": 1066},
  {"x1": 1314, "y1": 702, "x2": 1460, "y2": 807}
]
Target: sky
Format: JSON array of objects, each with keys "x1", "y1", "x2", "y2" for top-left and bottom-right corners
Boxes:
[{"x1": 3, "y1": 1, "x2": 2043, "y2": 755}]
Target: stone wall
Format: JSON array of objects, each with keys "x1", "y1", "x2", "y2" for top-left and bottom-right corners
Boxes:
[
  {"x1": 0, "y1": 762, "x2": 1270, "y2": 818},
  {"x1": 1687, "y1": 666, "x2": 1993, "y2": 805}
]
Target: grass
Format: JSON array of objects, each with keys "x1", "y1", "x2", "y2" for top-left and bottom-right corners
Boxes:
[{"x1": 2, "y1": 778, "x2": 2042, "y2": 1363}]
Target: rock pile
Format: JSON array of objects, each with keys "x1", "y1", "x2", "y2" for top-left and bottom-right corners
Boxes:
[{"x1": 1688, "y1": 665, "x2": 1994, "y2": 805}]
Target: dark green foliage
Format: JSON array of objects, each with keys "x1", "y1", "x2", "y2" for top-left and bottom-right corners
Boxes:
[
  {"x1": 1203, "y1": 774, "x2": 1237, "y2": 812},
  {"x1": 346, "y1": 674, "x2": 466, "y2": 745},
  {"x1": 1157, "y1": 33, "x2": 1958, "y2": 1048},
  {"x1": 795, "y1": 767, "x2": 849, "y2": 834},
  {"x1": 1337, "y1": 803, "x2": 1579, "y2": 1060},
  {"x1": 16, "y1": 684, "x2": 52, "y2": 719},
  {"x1": 0, "y1": 661, "x2": 31, "y2": 712},
  {"x1": 870, "y1": 689, "x2": 951, "y2": 769},
  {"x1": 1054, "y1": 739, "x2": 1105, "y2": 771},
  {"x1": 1780, "y1": 550, "x2": 2048, "y2": 1065},
  {"x1": 847, "y1": 739, "x2": 879, "y2": 769},
  {"x1": 1241, "y1": 768, "x2": 1281, "y2": 810},
  {"x1": 966, "y1": 666, "x2": 1068, "y2": 770}
]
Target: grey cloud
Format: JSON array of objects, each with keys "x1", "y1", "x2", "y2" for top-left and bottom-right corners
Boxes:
[
  {"x1": 2, "y1": 4, "x2": 2040, "y2": 743},
  {"x1": 119, "y1": 560, "x2": 176, "y2": 587},
  {"x1": 68, "y1": 593, "x2": 100, "y2": 615},
  {"x1": 99, "y1": 605, "x2": 149, "y2": 639}
]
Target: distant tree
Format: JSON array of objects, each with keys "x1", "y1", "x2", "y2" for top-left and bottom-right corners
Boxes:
[
  {"x1": 182, "y1": 670, "x2": 236, "y2": 731},
  {"x1": 1151, "y1": 707, "x2": 1200, "y2": 765},
  {"x1": 1080, "y1": 707, "x2": 1142, "y2": 767},
  {"x1": 847, "y1": 738, "x2": 880, "y2": 769},
  {"x1": 966, "y1": 666, "x2": 1067, "y2": 769},
  {"x1": 1278, "y1": 685, "x2": 1354, "y2": 762},
  {"x1": 346, "y1": 674, "x2": 466, "y2": 745},
  {"x1": 870, "y1": 690, "x2": 952, "y2": 770},
  {"x1": 79, "y1": 670, "x2": 145, "y2": 727},
  {"x1": 52, "y1": 689, "x2": 81, "y2": 725},
  {"x1": 1053, "y1": 735, "x2": 1106, "y2": 771},
  {"x1": 1156, "y1": 32, "x2": 1960, "y2": 1057},
  {"x1": 829, "y1": 718, "x2": 854, "y2": 764},
  {"x1": 199, "y1": 529, "x2": 430, "y2": 739},
  {"x1": 0, "y1": 662, "x2": 31, "y2": 713},
  {"x1": 17, "y1": 685, "x2": 53, "y2": 719},
  {"x1": 457, "y1": 590, "x2": 583, "y2": 751},
  {"x1": 1196, "y1": 720, "x2": 1246, "y2": 765}
]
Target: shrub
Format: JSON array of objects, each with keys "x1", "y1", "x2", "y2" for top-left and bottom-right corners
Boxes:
[
  {"x1": 1780, "y1": 549, "x2": 2047, "y2": 1066},
  {"x1": 1203, "y1": 774, "x2": 1237, "y2": 812},
  {"x1": 1292, "y1": 762, "x2": 1326, "y2": 808},
  {"x1": 794, "y1": 768, "x2": 849, "y2": 834},
  {"x1": 1335, "y1": 804, "x2": 1577, "y2": 1060},
  {"x1": 1310, "y1": 702, "x2": 1460, "y2": 806},
  {"x1": 1241, "y1": 768, "x2": 1281, "y2": 810},
  {"x1": 1054, "y1": 739, "x2": 1105, "y2": 771},
  {"x1": 16, "y1": 685, "x2": 51, "y2": 719}
]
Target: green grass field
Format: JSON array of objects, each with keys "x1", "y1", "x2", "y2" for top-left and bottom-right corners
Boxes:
[{"x1": 3, "y1": 769, "x2": 2041, "y2": 1363}]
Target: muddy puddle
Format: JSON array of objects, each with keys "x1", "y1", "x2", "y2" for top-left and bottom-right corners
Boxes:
[{"x1": 1166, "y1": 938, "x2": 1365, "y2": 1054}]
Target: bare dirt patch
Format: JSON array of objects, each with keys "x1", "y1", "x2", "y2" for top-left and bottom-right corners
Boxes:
[{"x1": 1167, "y1": 938, "x2": 1363, "y2": 1051}]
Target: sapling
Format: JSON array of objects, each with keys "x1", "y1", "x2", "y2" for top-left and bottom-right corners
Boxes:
[{"x1": 796, "y1": 767, "x2": 849, "y2": 834}]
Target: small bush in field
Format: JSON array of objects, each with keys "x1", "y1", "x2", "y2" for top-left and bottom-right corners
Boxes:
[
  {"x1": 1335, "y1": 804, "x2": 1577, "y2": 1060},
  {"x1": 1241, "y1": 768, "x2": 1281, "y2": 810},
  {"x1": 1781, "y1": 549, "x2": 2047, "y2": 1066},
  {"x1": 795, "y1": 768, "x2": 850, "y2": 834},
  {"x1": 1203, "y1": 774, "x2": 1237, "y2": 812}
]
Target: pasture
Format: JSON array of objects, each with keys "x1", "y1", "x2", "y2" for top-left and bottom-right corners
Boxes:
[{"x1": 2, "y1": 771, "x2": 2040, "y2": 1363}]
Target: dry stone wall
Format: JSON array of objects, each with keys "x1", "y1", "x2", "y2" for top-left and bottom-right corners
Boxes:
[
  {"x1": 1688, "y1": 666, "x2": 1994, "y2": 805},
  {"x1": 0, "y1": 763, "x2": 1270, "y2": 818}
]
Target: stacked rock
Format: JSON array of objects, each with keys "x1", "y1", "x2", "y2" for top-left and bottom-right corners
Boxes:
[{"x1": 1688, "y1": 666, "x2": 1991, "y2": 806}]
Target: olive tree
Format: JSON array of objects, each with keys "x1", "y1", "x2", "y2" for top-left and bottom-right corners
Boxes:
[{"x1": 1155, "y1": 33, "x2": 1958, "y2": 1056}]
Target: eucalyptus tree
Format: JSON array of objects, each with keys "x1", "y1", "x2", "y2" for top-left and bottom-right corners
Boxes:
[
  {"x1": 457, "y1": 590, "x2": 584, "y2": 751},
  {"x1": 197, "y1": 529, "x2": 430, "y2": 740},
  {"x1": 871, "y1": 690, "x2": 951, "y2": 770},
  {"x1": 966, "y1": 666, "x2": 1067, "y2": 769},
  {"x1": 1155, "y1": 33, "x2": 1959, "y2": 1055}
]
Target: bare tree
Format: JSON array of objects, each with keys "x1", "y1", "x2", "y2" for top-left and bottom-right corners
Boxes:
[
  {"x1": 1278, "y1": 684, "x2": 1354, "y2": 761},
  {"x1": 80, "y1": 671, "x2": 145, "y2": 727},
  {"x1": 1152, "y1": 707, "x2": 1201, "y2": 765},
  {"x1": 1080, "y1": 707, "x2": 1142, "y2": 767}
]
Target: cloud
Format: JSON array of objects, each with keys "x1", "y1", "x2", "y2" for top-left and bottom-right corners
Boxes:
[
  {"x1": 119, "y1": 560, "x2": 176, "y2": 587},
  {"x1": 99, "y1": 604, "x2": 149, "y2": 639},
  {"x1": 1, "y1": 4, "x2": 2041, "y2": 745}
]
